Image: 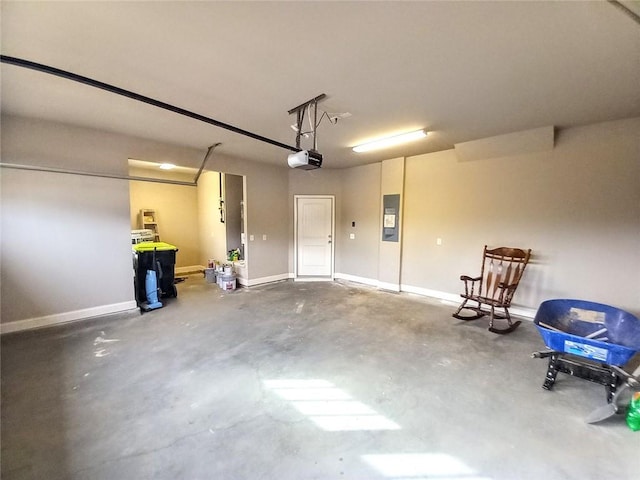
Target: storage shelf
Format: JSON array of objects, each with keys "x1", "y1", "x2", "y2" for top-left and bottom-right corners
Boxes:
[{"x1": 139, "y1": 208, "x2": 160, "y2": 241}]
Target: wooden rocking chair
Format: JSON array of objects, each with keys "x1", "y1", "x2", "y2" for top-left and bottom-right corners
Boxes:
[{"x1": 453, "y1": 246, "x2": 532, "y2": 334}]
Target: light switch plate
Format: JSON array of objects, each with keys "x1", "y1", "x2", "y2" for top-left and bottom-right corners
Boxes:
[{"x1": 349, "y1": 233, "x2": 355, "y2": 240}]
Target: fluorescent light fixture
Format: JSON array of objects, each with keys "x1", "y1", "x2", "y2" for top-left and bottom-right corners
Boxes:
[
  {"x1": 353, "y1": 129, "x2": 427, "y2": 153},
  {"x1": 159, "y1": 163, "x2": 176, "y2": 170}
]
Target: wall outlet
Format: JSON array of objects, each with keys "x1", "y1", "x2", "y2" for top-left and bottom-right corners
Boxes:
[
  {"x1": 349, "y1": 233, "x2": 355, "y2": 240},
  {"x1": 436, "y1": 237, "x2": 442, "y2": 245},
  {"x1": 263, "y1": 234, "x2": 267, "y2": 241},
  {"x1": 250, "y1": 235, "x2": 255, "y2": 241}
]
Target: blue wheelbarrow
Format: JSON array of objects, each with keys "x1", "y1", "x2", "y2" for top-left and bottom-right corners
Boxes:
[{"x1": 532, "y1": 299, "x2": 640, "y2": 423}]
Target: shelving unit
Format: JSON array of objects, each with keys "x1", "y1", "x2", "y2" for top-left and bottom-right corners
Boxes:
[{"x1": 139, "y1": 208, "x2": 160, "y2": 241}]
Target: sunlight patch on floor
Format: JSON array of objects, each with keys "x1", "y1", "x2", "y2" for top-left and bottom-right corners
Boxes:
[
  {"x1": 361, "y1": 453, "x2": 492, "y2": 479},
  {"x1": 263, "y1": 379, "x2": 401, "y2": 431}
]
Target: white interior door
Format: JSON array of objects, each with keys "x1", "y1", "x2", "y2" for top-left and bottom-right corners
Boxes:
[{"x1": 296, "y1": 196, "x2": 334, "y2": 277}]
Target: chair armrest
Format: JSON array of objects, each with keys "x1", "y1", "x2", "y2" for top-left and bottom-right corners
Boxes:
[
  {"x1": 498, "y1": 282, "x2": 518, "y2": 291},
  {"x1": 460, "y1": 275, "x2": 481, "y2": 297},
  {"x1": 461, "y1": 275, "x2": 481, "y2": 282}
]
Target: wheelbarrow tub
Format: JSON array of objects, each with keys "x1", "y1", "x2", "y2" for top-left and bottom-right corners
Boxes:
[{"x1": 534, "y1": 299, "x2": 640, "y2": 366}]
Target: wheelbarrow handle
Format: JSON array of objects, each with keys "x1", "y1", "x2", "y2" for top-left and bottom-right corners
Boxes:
[{"x1": 531, "y1": 350, "x2": 555, "y2": 359}]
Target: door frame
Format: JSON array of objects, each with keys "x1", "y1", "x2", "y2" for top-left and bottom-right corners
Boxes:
[{"x1": 293, "y1": 194, "x2": 335, "y2": 281}]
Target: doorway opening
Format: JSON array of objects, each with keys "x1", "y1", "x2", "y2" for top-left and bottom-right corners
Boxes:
[
  {"x1": 294, "y1": 195, "x2": 335, "y2": 280},
  {"x1": 128, "y1": 160, "x2": 247, "y2": 300}
]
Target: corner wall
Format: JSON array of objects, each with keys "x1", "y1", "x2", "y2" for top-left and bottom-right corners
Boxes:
[
  {"x1": 402, "y1": 117, "x2": 640, "y2": 315},
  {"x1": 304, "y1": 117, "x2": 639, "y2": 317},
  {"x1": 0, "y1": 115, "x2": 291, "y2": 329},
  {"x1": 337, "y1": 163, "x2": 381, "y2": 279},
  {"x1": 1, "y1": 168, "x2": 135, "y2": 328}
]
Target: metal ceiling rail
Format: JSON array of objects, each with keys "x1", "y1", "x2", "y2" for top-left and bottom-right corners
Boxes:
[
  {"x1": 607, "y1": 0, "x2": 640, "y2": 25},
  {"x1": 0, "y1": 55, "x2": 300, "y2": 153},
  {"x1": 0, "y1": 143, "x2": 222, "y2": 187},
  {"x1": 0, "y1": 162, "x2": 197, "y2": 186}
]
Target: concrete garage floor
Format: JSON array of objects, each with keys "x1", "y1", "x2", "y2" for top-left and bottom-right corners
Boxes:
[{"x1": 1, "y1": 277, "x2": 637, "y2": 480}]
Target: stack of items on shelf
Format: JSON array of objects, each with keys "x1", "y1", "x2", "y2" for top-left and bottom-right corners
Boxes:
[{"x1": 131, "y1": 229, "x2": 155, "y2": 244}]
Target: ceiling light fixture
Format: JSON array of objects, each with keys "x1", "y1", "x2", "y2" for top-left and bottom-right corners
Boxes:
[
  {"x1": 159, "y1": 163, "x2": 176, "y2": 170},
  {"x1": 353, "y1": 129, "x2": 427, "y2": 153}
]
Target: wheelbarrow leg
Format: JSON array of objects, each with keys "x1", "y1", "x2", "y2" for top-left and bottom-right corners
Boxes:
[
  {"x1": 542, "y1": 352, "x2": 561, "y2": 391},
  {"x1": 605, "y1": 369, "x2": 619, "y2": 403}
]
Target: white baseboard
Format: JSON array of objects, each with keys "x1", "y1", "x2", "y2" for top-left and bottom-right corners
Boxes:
[
  {"x1": 335, "y1": 274, "x2": 536, "y2": 320},
  {"x1": 294, "y1": 276, "x2": 334, "y2": 282},
  {"x1": 401, "y1": 283, "x2": 535, "y2": 319},
  {"x1": 335, "y1": 273, "x2": 400, "y2": 292},
  {"x1": 377, "y1": 281, "x2": 401, "y2": 292},
  {"x1": 1, "y1": 300, "x2": 139, "y2": 335},
  {"x1": 400, "y1": 284, "x2": 460, "y2": 303},
  {"x1": 245, "y1": 273, "x2": 291, "y2": 287},
  {"x1": 334, "y1": 273, "x2": 380, "y2": 288},
  {"x1": 505, "y1": 305, "x2": 537, "y2": 319}
]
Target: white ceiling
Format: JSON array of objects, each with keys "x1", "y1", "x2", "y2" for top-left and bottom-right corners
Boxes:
[{"x1": 2, "y1": 1, "x2": 639, "y2": 169}]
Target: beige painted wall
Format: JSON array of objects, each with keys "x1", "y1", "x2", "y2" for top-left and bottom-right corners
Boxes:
[
  {"x1": 0, "y1": 116, "x2": 149, "y2": 325},
  {"x1": 378, "y1": 157, "x2": 405, "y2": 290},
  {"x1": 402, "y1": 117, "x2": 640, "y2": 314},
  {"x1": 3, "y1": 113, "x2": 638, "y2": 325},
  {"x1": 1, "y1": 168, "x2": 134, "y2": 324},
  {"x1": 1, "y1": 115, "x2": 291, "y2": 325},
  {"x1": 129, "y1": 173, "x2": 200, "y2": 268},
  {"x1": 288, "y1": 117, "x2": 639, "y2": 317},
  {"x1": 338, "y1": 163, "x2": 381, "y2": 279}
]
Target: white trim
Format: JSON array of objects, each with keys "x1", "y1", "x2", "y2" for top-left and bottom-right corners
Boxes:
[
  {"x1": 245, "y1": 273, "x2": 290, "y2": 287},
  {"x1": 176, "y1": 265, "x2": 205, "y2": 274},
  {"x1": 334, "y1": 273, "x2": 379, "y2": 287},
  {"x1": 377, "y1": 281, "x2": 401, "y2": 292},
  {"x1": 335, "y1": 273, "x2": 399, "y2": 292},
  {"x1": 294, "y1": 276, "x2": 334, "y2": 282},
  {"x1": 1, "y1": 300, "x2": 139, "y2": 334},
  {"x1": 334, "y1": 275, "x2": 537, "y2": 320},
  {"x1": 400, "y1": 284, "x2": 460, "y2": 304},
  {"x1": 506, "y1": 306, "x2": 537, "y2": 319},
  {"x1": 400, "y1": 283, "x2": 536, "y2": 319}
]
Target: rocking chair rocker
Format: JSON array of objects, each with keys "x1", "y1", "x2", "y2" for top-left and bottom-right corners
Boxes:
[{"x1": 453, "y1": 245, "x2": 532, "y2": 334}]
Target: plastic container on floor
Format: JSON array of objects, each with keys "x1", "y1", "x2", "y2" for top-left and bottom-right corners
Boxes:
[
  {"x1": 132, "y1": 242, "x2": 178, "y2": 304},
  {"x1": 204, "y1": 268, "x2": 216, "y2": 284},
  {"x1": 219, "y1": 274, "x2": 236, "y2": 291}
]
